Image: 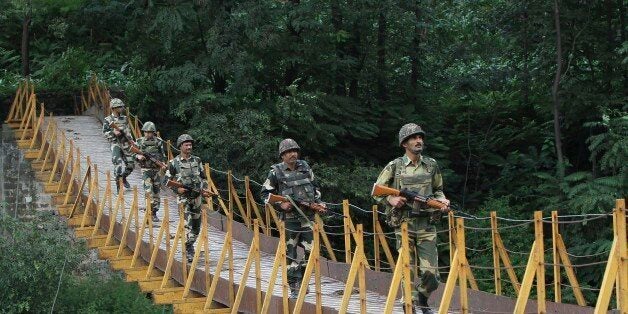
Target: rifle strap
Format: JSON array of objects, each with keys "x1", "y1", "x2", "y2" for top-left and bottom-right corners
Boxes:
[{"x1": 392, "y1": 157, "x2": 404, "y2": 190}]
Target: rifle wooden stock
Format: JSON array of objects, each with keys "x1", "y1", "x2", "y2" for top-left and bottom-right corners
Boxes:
[
  {"x1": 371, "y1": 184, "x2": 448, "y2": 210},
  {"x1": 267, "y1": 194, "x2": 326, "y2": 212},
  {"x1": 109, "y1": 121, "x2": 135, "y2": 144},
  {"x1": 130, "y1": 145, "x2": 166, "y2": 168},
  {"x1": 166, "y1": 180, "x2": 214, "y2": 197}
]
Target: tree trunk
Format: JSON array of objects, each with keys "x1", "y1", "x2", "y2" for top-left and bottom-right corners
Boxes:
[
  {"x1": 409, "y1": 0, "x2": 422, "y2": 103},
  {"x1": 552, "y1": 0, "x2": 565, "y2": 177},
  {"x1": 21, "y1": 11, "x2": 31, "y2": 77},
  {"x1": 522, "y1": 2, "x2": 530, "y2": 107},
  {"x1": 347, "y1": 5, "x2": 360, "y2": 98},
  {"x1": 604, "y1": 0, "x2": 614, "y2": 92},
  {"x1": 284, "y1": 0, "x2": 301, "y2": 88},
  {"x1": 331, "y1": 0, "x2": 346, "y2": 96},
  {"x1": 618, "y1": 0, "x2": 627, "y2": 92},
  {"x1": 376, "y1": 2, "x2": 388, "y2": 102}
]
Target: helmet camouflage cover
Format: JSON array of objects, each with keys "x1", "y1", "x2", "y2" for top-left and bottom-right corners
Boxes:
[
  {"x1": 278, "y1": 138, "x2": 300, "y2": 157},
  {"x1": 398, "y1": 123, "x2": 426, "y2": 146},
  {"x1": 110, "y1": 98, "x2": 125, "y2": 109},
  {"x1": 177, "y1": 134, "x2": 194, "y2": 148},
  {"x1": 142, "y1": 121, "x2": 156, "y2": 132}
]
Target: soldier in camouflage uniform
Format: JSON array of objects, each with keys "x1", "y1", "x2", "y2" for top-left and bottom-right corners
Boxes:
[
  {"x1": 102, "y1": 98, "x2": 135, "y2": 193},
  {"x1": 373, "y1": 123, "x2": 450, "y2": 314},
  {"x1": 260, "y1": 139, "x2": 327, "y2": 299},
  {"x1": 135, "y1": 121, "x2": 167, "y2": 222},
  {"x1": 164, "y1": 134, "x2": 208, "y2": 262}
]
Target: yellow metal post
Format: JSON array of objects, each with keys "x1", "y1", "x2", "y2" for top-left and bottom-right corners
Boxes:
[
  {"x1": 231, "y1": 220, "x2": 260, "y2": 313},
  {"x1": 373, "y1": 205, "x2": 380, "y2": 272},
  {"x1": 343, "y1": 199, "x2": 352, "y2": 264},
  {"x1": 490, "y1": 211, "x2": 502, "y2": 295},
  {"x1": 457, "y1": 218, "x2": 469, "y2": 314},
  {"x1": 535, "y1": 211, "x2": 546, "y2": 313},
  {"x1": 401, "y1": 222, "x2": 412, "y2": 313},
  {"x1": 551, "y1": 211, "x2": 561, "y2": 303}
]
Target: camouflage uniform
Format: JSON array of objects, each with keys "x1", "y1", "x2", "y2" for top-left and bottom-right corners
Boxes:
[
  {"x1": 165, "y1": 155, "x2": 208, "y2": 250},
  {"x1": 135, "y1": 136, "x2": 166, "y2": 214},
  {"x1": 102, "y1": 113, "x2": 135, "y2": 182},
  {"x1": 374, "y1": 154, "x2": 446, "y2": 303},
  {"x1": 260, "y1": 160, "x2": 322, "y2": 290}
]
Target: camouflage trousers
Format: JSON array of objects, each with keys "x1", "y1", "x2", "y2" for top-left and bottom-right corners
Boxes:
[
  {"x1": 395, "y1": 217, "x2": 440, "y2": 302},
  {"x1": 178, "y1": 196, "x2": 202, "y2": 248},
  {"x1": 141, "y1": 168, "x2": 163, "y2": 214},
  {"x1": 284, "y1": 217, "x2": 313, "y2": 285},
  {"x1": 111, "y1": 144, "x2": 135, "y2": 178}
]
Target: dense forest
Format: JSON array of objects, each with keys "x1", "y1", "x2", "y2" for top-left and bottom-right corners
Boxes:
[{"x1": 1, "y1": 0, "x2": 626, "y2": 305}]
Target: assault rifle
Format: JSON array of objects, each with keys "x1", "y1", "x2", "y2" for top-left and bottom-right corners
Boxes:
[
  {"x1": 109, "y1": 121, "x2": 135, "y2": 144},
  {"x1": 371, "y1": 184, "x2": 450, "y2": 212},
  {"x1": 166, "y1": 180, "x2": 214, "y2": 198},
  {"x1": 267, "y1": 194, "x2": 327, "y2": 213},
  {"x1": 130, "y1": 145, "x2": 167, "y2": 169}
]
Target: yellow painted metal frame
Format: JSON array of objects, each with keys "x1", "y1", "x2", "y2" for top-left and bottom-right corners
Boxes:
[
  {"x1": 384, "y1": 222, "x2": 412, "y2": 313},
  {"x1": 513, "y1": 211, "x2": 545, "y2": 314},
  {"x1": 439, "y1": 218, "x2": 469, "y2": 314},
  {"x1": 595, "y1": 199, "x2": 627, "y2": 313},
  {"x1": 260, "y1": 220, "x2": 290, "y2": 314},
  {"x1": 339, "y1": 224, "x2": 368, "y2": 314}
]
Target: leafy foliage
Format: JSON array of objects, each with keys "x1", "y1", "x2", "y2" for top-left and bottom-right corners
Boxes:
[{"x1": 0, "y1": 0, "x2": 626, "y2": 305}]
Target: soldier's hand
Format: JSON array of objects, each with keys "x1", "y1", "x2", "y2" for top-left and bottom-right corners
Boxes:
[
  {"x1": 312, "y1": 202, "x2": 327, "y2": 213},
  {"x1": 439, "y1": 198, "x2": 451, "y2": 213},
  {"x1": 388, "y1": 196, "x2": 407, "y2": 208},
  {"x1": 177, "y1": 187, "x2": 187, "y2": 194},
  {"x1": 279, "y1": 201, "x2": 293, "y2": 212},
  {"x1": 137, "y1": 155, "x2": 146, "y2": 161},
  {"x1": 113, "y1": 129, "x2": 121, "y2": 136}
]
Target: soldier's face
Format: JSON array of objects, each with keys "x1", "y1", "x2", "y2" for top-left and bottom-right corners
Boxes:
[
  {"x1": 144, "y1": 131, "x2": 155, "y2": 139},
  {"x1": 181, "y1": 142, "x2": 193, "y2": 154},
  {"x1": 403, "y1": 134, "x2": 424, "y2": 155},
  {"x1": 281, "y1": 149, "x2": 298, "y2": 164},
  {"x1": 114, "y1": 107, "x2": 124, "y2": 115}
]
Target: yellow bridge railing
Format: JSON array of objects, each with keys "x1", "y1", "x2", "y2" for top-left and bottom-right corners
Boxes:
[{"x1": 6, "y1": 80, "x2": 627, "y2": 313}]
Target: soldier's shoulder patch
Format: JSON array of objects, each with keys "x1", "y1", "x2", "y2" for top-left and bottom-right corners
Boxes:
[{"x1": 423, "y1": 156, "x2": 438, "y2": 166}]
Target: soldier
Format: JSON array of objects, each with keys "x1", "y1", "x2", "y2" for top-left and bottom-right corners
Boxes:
[
  {"x1": 135, "y1": 121, "x2": 167, "y2": 222},
  {"x1": 373, "y1": 123, "x2": 450, "y2": 314},
  {"x1": 164, "y1": 134, "x2": 208, "y2": 262},
  {"x1": 102, "y1": 98, "x2": 135, "y2": 193},
  {"x1": 260, "y1": 139, "x2": 327, "y2": 299}
]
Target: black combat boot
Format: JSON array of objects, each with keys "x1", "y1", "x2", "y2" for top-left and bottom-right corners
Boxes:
[
  {"x1": 415, "y1": 294, "x2": 435, "y2": 314},
  {"x1": 289, "y1": 282, "x2": 299, "y2": 299},
  {"x1": 185, "y1": 244, "x2": 195, "y2": 263},
  {"x1": 151, "y1": 211, "x2": 160, "y2": 223},
  {"x1": 122, "y1": 175, "x2": 131, "y2": 189}
]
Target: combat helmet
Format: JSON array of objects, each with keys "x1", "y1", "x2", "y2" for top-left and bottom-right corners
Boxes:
[
  {"x1": 398, "y1": 123, "x2": 426, "y2": 146},
  {"x1": 142, "y1": 121, "x2": 156, "y2": 132},
  {"x1": 110, "y1": 98, "x2": 125, "y2": 109},
  {"x1": 278, "y1": 138, "x2": 300, "y2": 157},
  {"x1": 177, "y1": 134, "x2": 194, "y2": 148}
]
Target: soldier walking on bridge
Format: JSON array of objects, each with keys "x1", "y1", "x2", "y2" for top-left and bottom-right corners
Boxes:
[
  {"x1": 373, "y1": 123, "x2": 450, "y2": 314},
  {"x1": 102, "y1": 98, "x2": 135, "y2": 193},
  {"x1": 260, "y1": 139, "x2": 327, "y2": 299},
  {"x1": 165, "y1": 134, "x2": 208, "y2": 262},
  {"x1": 135, "y1": 121, "x2": 166, "y2": 222}
]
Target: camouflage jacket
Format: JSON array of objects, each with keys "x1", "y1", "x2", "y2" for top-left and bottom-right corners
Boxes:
[
  {"x1": 102, "y1": 114, "x2": 134, "y2": 147},
  {"x1": 373, "y1": 154, "x2": 446, "y2": 228},
  {"x1": 164, "y1": 154, "x2": 208, "y2": 198},
  {"x1": 135, "y1": 136, "x2": 166, "y2": 169},
  {"x1": 260, "y1": 160, "x2": 322, "y2": 219}
]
